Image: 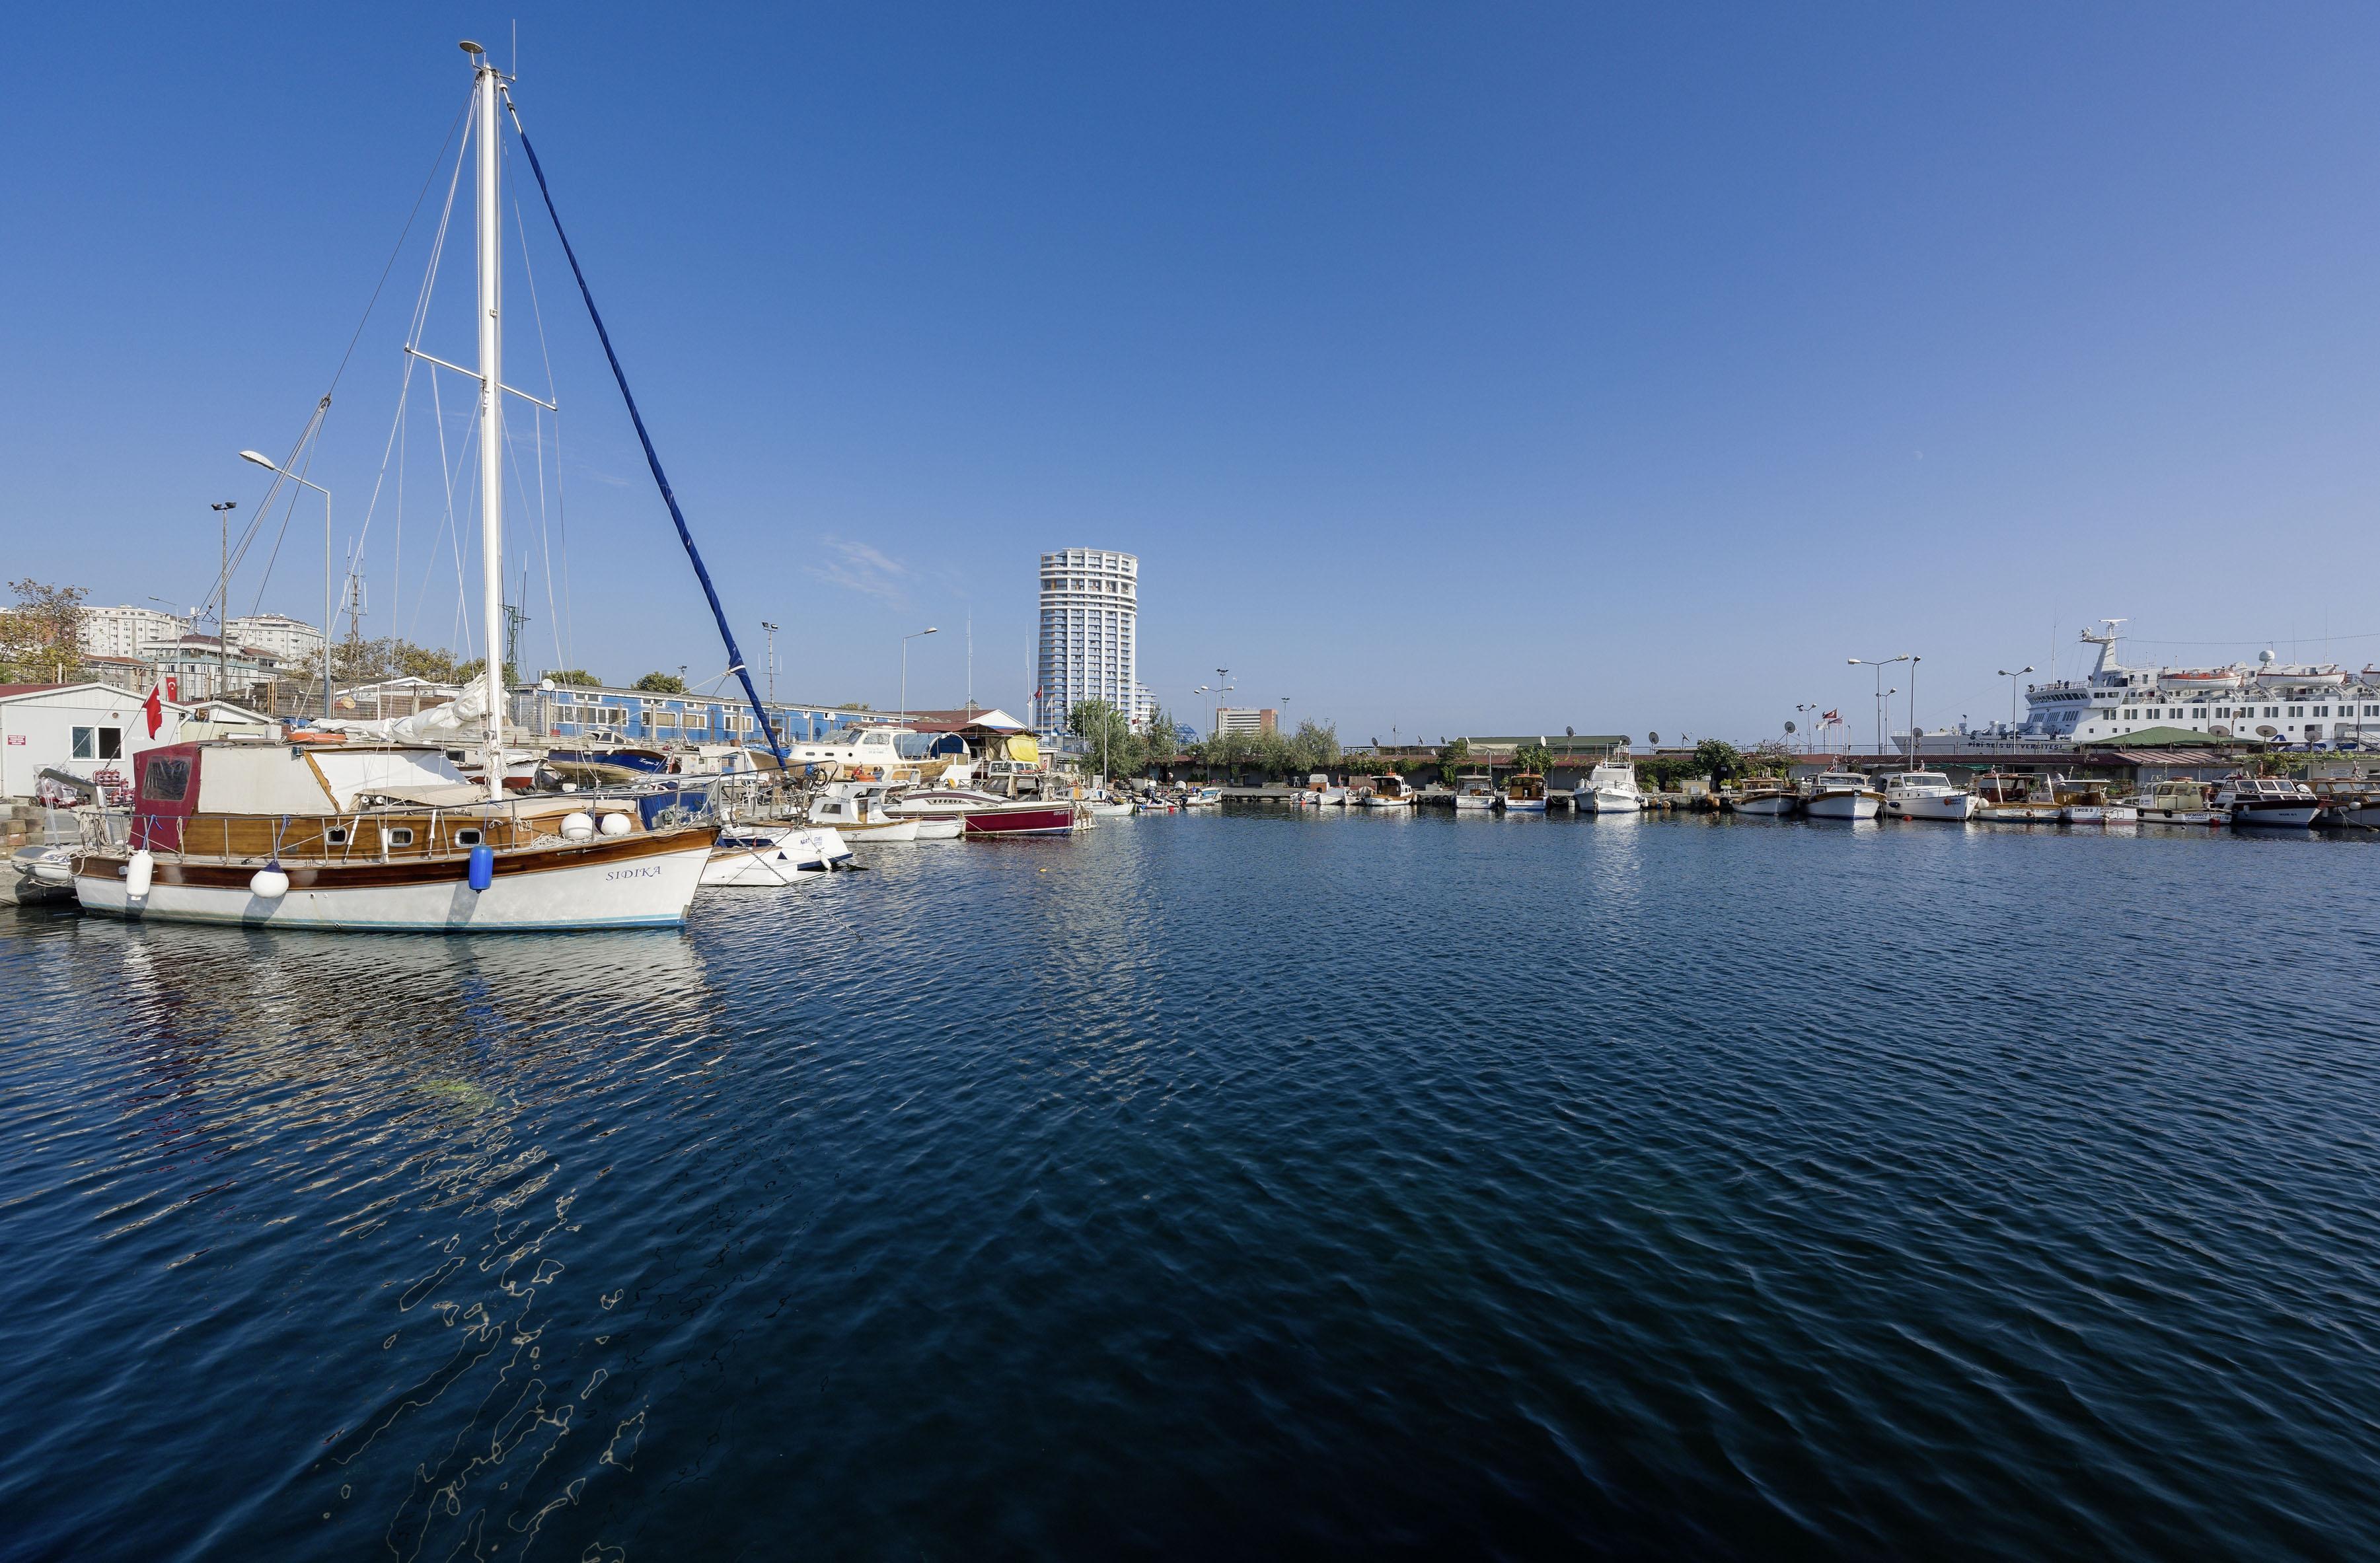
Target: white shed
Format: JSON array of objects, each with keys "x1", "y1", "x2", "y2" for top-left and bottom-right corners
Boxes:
[{"x1": 0, "y1": 682, "x2": 205, "y2": 803}]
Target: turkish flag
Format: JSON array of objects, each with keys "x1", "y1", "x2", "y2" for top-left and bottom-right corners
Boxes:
[
  {"x1": 143, "y1": 682, "x2": 165, "y2": 739},
  {"x1": 166, "y1": 675, "x2": 179, "y2": 702}
]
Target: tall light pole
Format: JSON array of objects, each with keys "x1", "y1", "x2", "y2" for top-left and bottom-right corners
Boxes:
[
  {"x1": 1908, "y1": 655, "x2": 1921, "y2": 759},
  {"x1": 901, "y1": 626, "x2": 938, "y2": 727},
  {"x1": 239, "y1": 451, "x2": 331, "y2": 719},
  {"x1": 207, "y1": 501, "x2": 235, "y2": 702},
  {"x1": 1997, "y1": 666, "x2": 2034, "y2": 733},
  {"x1": 761, "y1": 621, "x2": 778, "y2": 704},
  {"x1": 1847, "y1": 654, "x2": 1910, "y2": 757}
]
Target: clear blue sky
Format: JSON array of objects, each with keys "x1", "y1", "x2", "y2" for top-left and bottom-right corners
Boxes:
[{"x1": 6, "y1": 5, "x2": 2376, "y2": 745}]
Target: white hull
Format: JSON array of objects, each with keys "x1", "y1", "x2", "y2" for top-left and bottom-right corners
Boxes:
[
  {"x1": 1361, "y1": 797, "x2": 1415, "y2": 809},
  {"x1": 1085, "y1": 801, "x2": 1134, "y2": 818},
  {"x1": 1453, "y1": 795, "x2": 1495, "y2": 812},
  {"x1": 702, "y1": 824, "x2": 854, "y2": 885},
  {"x1": 910, "y1": 815, "x2": 965, "y2": 838},
  {"x1": 838, "y1": 818, "x2": 922, "y2": 842},
  {"x1": 1978, "y1": 803, "x2": 2061, "y2": 824},
  {"x1": 1885, "y1": 795, "x2": 1978, "y2": 822},
  {"x1": 2138, "y1": 808, "x2": 2222, "y2": 826},
  {"x1": 1584, "y1": 789, "x2": 1641, "y2": 814},
  {"x1": 1806, "y1": 792, "x2": 1882, "y2": 820},
  {"x1": 1728, "y1": 793, "x2": 1798, "y2": 817},
  {"x1": 1501, "y1": 799, "x2": 1546, "y2": 813},
  {"x1": 2232, "y1": 804, "x2": 2321, "y2": 828},
  {"x1": 76, "y1": 841, "x2": 711, "y2": 931}
]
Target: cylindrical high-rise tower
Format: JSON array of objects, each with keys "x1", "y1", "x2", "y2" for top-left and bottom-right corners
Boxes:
[{"x1": 1035, "y1": 549, "x2": 1149, "y2": 739}]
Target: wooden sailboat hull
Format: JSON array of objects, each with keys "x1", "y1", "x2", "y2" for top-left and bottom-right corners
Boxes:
[{"x1": 72, "y1": 828, "x2": 714, "y2": 931}]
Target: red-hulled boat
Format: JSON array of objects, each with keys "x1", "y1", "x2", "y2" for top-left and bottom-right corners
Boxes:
[{"x1": 889, "y1": 787, "x2": 1076, "y2": 837}]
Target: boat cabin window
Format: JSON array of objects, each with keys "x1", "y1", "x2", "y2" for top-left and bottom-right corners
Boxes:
[
  {"x1": 326, "y1": 826, "x2": 350, "y2": 846},
  {"x1": 456, "y1": 828, "x2": 484, "y2": 847},
  {"x1": 139, "y1": 756, "x2": 192, "y2": 803},
  {"x1": 387, "y1": 828, "x2": 416, "y2": 848}
]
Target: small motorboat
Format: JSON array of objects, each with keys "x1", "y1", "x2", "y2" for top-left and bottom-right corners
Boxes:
[
  {"x1": 1452, "y1": 776, "x2": 1497, "y2": 812},
  {"x1": 1803, "y1": 770, "x2": 1884, "y2": 820},
  {"x1": 2048, "y1": 776, "x2": 2134, "y2": 824},
  {"x1": 2215, "y1": 775, "x2": 2323, "y2": 828},
  {"x1": 700, "y1": 824, "x2": 852, "y2": 886},
  {"x1": 2131, "y1": 778, "x2": 2223, "y2": 826},
  {"x1": 1973, "y1": 772, "x2": 2062, "y2": 824},
  {"x1": 807, "y1": 787, "x2": 922, "y2": 842},
  {"x1": 1499, "y1": 772, "x2": 1548, "y2": 813},
  {"x1": 1882, "y1": 770, "x2": 1978, "y2": 822},
  {"x1": 1724, "y1": 780, "x2": 1799, "y2": 817},
  {"x1": 1360, "y1": 774, "x2": 1417, "y2": 809}
]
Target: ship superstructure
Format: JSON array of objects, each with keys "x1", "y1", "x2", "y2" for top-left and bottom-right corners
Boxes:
[{"x1": 2019, "y1": 621, "x2": 2378, "y2": 748}]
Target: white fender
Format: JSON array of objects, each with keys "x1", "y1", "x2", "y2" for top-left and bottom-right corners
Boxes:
[
  {"x1": 598, "y1": 813, "x2": 634, "y2": 837},
  {"x1": 126, "y1": 850, "x2": 155, "y2": 899},
  {"x1": 249, "y1": 866, "x2": 290, "y2": 900},
  {"x1": 560, "y1": 811, "x2": 596, "y2": 841}
]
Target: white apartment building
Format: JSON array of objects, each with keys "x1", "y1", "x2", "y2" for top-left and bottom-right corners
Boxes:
[
  {"x1": 1035, "y1": 548, "x2": 1151, "y2": 738},
  {"x1": 225, "y1": 613, "x2": 325, "y2": 665},
  {"x1": 79, "y1": 603, "x2": 187, "y2": 660}
]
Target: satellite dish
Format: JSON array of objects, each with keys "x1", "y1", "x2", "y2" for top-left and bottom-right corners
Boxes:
[
  {"x1": 2256, "y1": 725, "x2": 2278, "y2": 739},
  {"x1": 1649, "y1": 731, "x2": 1660, "y2": 745},
  {"x1": 1785, "y1": 720, "x2": 1797, "y2": 734},
  {"x1": 1565, "y1": 725, "x2": 1575, "y2": 739}
]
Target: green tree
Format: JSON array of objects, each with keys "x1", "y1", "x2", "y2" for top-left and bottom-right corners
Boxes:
[
  {"x1": 1744, "y1": 740, "x2": 1794, "y2": 778},
  {"x1": 543, "y1": 667, "x2": 603, "y2": 688},
  {"x1": 1289, "y1": 719, "x2": 1342, "y2": 774},
  {"x1": 1069, "y1": 698, "x2": 1139, "y2": 778},
  {"x1": 1436, "y1": 736, "x2": 1472, "y2": 781},
  {"x1": 634, "y1": 671, "x2": 690, "y2": 694},
  {"x1": 1514, "y1": 743, "x2": 1555, "y2": 776},
  {"x1": 390, "y1": 640, "x2": 461, "y2": 682},
  {"x1": 0, "y1": 578, "x2": 89, "y2": 682},
  {"x1": 453, "y1": 658, "x2": 519, "y2": 686},
  {"x1": 1692, "y1": 739, "x2": 1744, "y2": 784},
  {"x1": 332, "y1": 634, "x2": 391, "y2": 684}
]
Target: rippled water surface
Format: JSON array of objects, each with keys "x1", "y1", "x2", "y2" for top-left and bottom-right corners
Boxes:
[{"x1": 4, "y1": 811, "x2": 2378, "y2": 1560}]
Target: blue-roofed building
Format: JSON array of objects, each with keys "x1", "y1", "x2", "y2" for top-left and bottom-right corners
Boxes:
[{"x1": 511, "y1": 684, "x2": 892, "y2": 749}]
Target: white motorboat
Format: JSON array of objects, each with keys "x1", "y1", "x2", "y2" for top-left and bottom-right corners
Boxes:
[
  {"x1": 1499, "y1": 773, "x2": 1548, "y2": 813},
  {"x1": 1973, "y1": 772, "x2": 2062, "y2": 824},
  {"x1": 1882, "y1": 770, "x2": 1978, "y2": 822},
  {"x1": 2048, "y1": 776, "x2": 2134, "y2": 824},
  {"x1": 1360, "y1": 774, "x2": 1417, "y2": 809},
  {"x1": 1582, "y1": 754, "x2": 1643, "y2": 814},
  {"x1": 1804, "y1": 770, "x2": 1884, "y2": 820},
  {"x1": 2131, "y1": 778, "x2": 2224, "y2": 826},
  {"x1": 1184, "y1": 786, "x2": 1224, "y2": 807},
  {"x1": 2215, "y1": 775, "x2": 2322, "y2": 828},
  {"x1": 701, "y1": 824, "x2": 852, "y2": 886},
  {"x1": 807, "y1": 788, "x2": 922, "y2": 842},
  {"x1": 1452, "y1": 776, "x2": 1497, "y2": 813},
  {"x1": 1724, "y1": 780, "x2": 1799, "y2": 817},
  {"x1": 1308, "y1": 774, "x2": 1348, "y2": 807}
]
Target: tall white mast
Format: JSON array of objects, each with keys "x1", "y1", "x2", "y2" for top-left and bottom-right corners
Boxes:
[{"x1": 469, "y1": 42, "x2": 506, "y2": 800}]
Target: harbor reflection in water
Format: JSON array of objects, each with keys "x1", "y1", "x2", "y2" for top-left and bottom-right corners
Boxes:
[{"x1": 3, "y1": 812, "x2": 2377, "y2": 1560}]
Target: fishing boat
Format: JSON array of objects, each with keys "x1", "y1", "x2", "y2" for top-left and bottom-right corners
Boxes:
[
  {"x1": 2048, "y1": 776, "x2": 2135, "y2": 825},
  {"x1": 2131, "y1": 778, "x2": 2224, "y2": 826},
  {"x1": 701, "y1": 824, "x2": 852, "y2": 886},
  {"x1": 1882, "y1": 770, "x2": 1978, "y2": 822},
  {"x1": 1972, "y1": 772, "x2": 2062, "y2": 824},
  {"x1": 1184, "y1": 786, "x2": 1223, "y2": 807},
  {"x1": 1500, "y1": 772, "x2": 1548, "y2": 813},
  {"x1": 1803, "y1": 770, "x2": 1884, "y2": 820},
  {"x1": 807, "y1": 787, "x2": 921, "y2": 842},
  {"x1": 1452, "y1": 776, "x2": 1497, "y2": 812},
  {"x1": 1723, "y1": 779, "x2": 1800, "y2": 817},
  {"x1": 2214, "y1": 775, "x2": 2322, "y2": 828},
  {"x1": 1582, "y1": 753, "x2": 1643, "y2": 814},
  {"x1": 1360, "y1": 774, "x2": 1417, "y2": 809}
]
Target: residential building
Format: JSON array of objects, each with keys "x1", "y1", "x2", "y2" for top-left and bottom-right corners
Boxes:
[
  {"x1": 1214, "y1": 706, "x2": 1277, "y2": 737},
  {"x1": 1035, "y1": 548, "x2": 1150, "y2": 740},
  {"x1": 141, "y1": 635, "x2": 280, "y2": 702},
  {"x1": 79, "y1": 604, "x2": 186, "y2": 661},
  {"x1": 225, "y1": 613, "x2": 325, "y2": 666}
]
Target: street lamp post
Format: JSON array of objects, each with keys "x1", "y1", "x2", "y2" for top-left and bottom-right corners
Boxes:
[
  {"x1": 900, "y1": 627, "x2": 938, "y2": 727},
  {"x1": 761, "y1": 621, "x2": 778, "y2": 704},
  {"x1": 1847, "y1": 654, "x2": 1910, "y2": 757},
  {"x1": 239, "y1": 452, "x2": 331, "y2": 719},
  {"x1": 1996, "y1": 666, "x2": 2035, "y2": 734},
  {"x1": 207, "y1": 501, "x2": 235, "y2": 702}
]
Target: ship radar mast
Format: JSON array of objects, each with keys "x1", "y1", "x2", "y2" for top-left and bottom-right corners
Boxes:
[{"x1": 2079, "y1": 618, "x2": 2127, "y2": 678}]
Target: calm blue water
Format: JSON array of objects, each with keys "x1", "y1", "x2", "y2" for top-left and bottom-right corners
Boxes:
[{"x1": 3, "y1": 811, "x2": 2377, "y2": 1560}]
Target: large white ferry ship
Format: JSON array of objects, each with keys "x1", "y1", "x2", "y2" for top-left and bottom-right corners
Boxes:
[{"x1": 2019, "y1": 621, "x2": 2379, "y2": 748}]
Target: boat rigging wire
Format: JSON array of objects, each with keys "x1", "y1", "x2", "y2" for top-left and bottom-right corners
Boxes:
[{"x1": 501, "y1": 85, "x2": 790, "y2": 769}]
